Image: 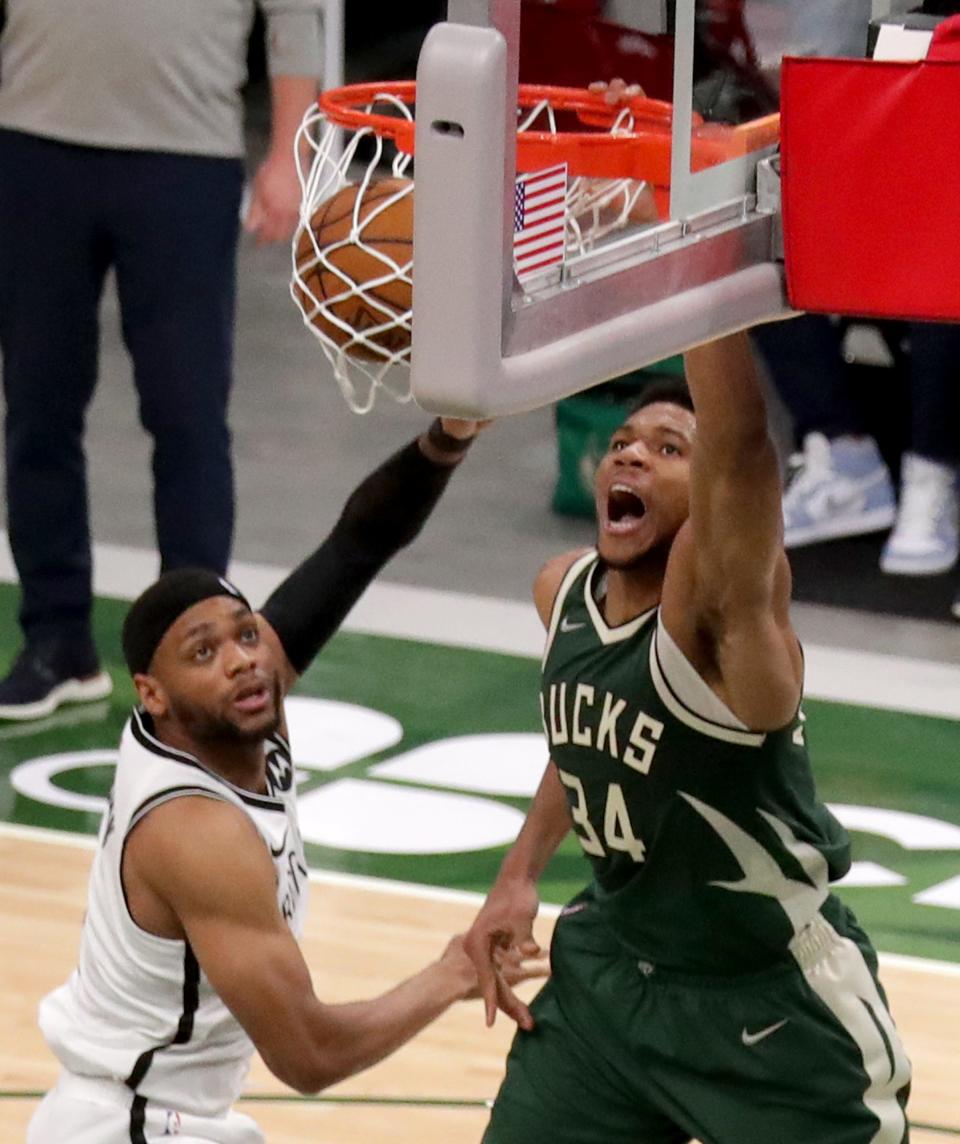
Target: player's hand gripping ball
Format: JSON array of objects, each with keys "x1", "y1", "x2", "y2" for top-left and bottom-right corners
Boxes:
[{"x1": 293, "y1": 177, "x2": 413, "y2": 361}]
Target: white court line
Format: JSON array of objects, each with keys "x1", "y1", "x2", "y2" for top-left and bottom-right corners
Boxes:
[
  {"x1": 0, "y1": 533, "x2": 958, "y2": 719},
  {"x1": 3, "y1": 821, "x2": 958, "y2": 979}
]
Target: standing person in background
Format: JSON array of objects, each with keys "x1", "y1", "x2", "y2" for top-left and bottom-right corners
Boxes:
[
  {"x1": 753, "y1": 316, "x2": 960, "y2": 583},
  {"x1": 755, "y1": 0, "x2": 960, "y2": 617},
  {"x1": 0, "y1": 0, "x2": 324, "y2": 720},
  {"x1": 465, "y1": 332, "x2": 910, "y2": 1144}
]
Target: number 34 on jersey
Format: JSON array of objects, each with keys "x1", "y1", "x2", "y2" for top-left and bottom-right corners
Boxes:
[{"x1": 558, "y1": 771, "x2": 647, "y2": 863}]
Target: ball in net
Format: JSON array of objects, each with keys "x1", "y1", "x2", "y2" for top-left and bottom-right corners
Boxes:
[{"x1": 293, "y1": 177, "x2": 413, "y2": 362}]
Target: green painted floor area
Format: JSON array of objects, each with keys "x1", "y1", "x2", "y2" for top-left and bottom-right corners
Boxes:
[{"x1": 1, "y1": 583, "x2": 958, "y2": 963}]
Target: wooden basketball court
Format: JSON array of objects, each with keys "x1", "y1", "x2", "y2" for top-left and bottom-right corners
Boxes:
[{"x1": 1, "y1": 830, "x2": 956, "y2": 1142}]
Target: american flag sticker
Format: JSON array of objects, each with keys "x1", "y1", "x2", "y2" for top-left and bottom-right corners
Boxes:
[{"x1": 513, "y1": 163, "x2": 568, "y2": 283}]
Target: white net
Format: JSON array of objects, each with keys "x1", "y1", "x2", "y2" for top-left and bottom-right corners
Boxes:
[
  {"x1": 516, "y1": 100, "x2": 657, "y2": 256},
  {"x1": 291, "y1": 90, "x2": 654, "y2": 413},
  {"x1": 291, "y1": 95, "x2": 415, "y2": 414}
]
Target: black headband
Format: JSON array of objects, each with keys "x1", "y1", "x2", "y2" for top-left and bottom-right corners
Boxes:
[{"x1": 122, "y1": 569, "x2": 252, "y2": 676}]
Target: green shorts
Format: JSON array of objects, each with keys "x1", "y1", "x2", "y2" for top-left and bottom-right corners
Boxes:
[{"x1": 483, "y1": 905, "x2": 910, "y2": 1144}]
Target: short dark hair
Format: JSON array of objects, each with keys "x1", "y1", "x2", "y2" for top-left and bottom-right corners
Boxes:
[{"x1": 630, "y1": 377, "x2": 694, "y2": 416}]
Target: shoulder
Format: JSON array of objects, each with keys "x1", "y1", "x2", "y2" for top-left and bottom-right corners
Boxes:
[
  {"x1": 533, "y1": 547, "x2": 593, "y2": 628},
  {"x1": 126, "y1": 795, "x2": 277, "y2": 917}
]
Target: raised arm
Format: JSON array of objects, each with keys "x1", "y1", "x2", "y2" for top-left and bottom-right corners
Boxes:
[
  {"x1": 124, "y1": 796, "x2": 539, "y2": 1093},
  {"x1": 260, "y1": 419, "x2": 481, "y2": 692},
  {"x1": 663, "y1": 332, "x2": 801, "y2": 729}
]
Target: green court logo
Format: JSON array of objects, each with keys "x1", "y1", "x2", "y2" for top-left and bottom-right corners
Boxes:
[{"x1": 8, "y1": 697, "x2": 960, "y2": 912}]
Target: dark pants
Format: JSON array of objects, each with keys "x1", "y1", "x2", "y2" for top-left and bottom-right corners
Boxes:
[{"x1": 0, "y1": 129, "x2": 243, "y2": 645}]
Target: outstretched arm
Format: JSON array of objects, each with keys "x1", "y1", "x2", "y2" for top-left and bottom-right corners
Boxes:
[
  {"x1": 260, "y1": 419, "x2": 482, "y2": 691},
  {"x1": 663, "y1": 332, "x2": 801, "y2": 729},
  {"x1": 126, "y1": 796, "x2": 543, "y2": 1093}
]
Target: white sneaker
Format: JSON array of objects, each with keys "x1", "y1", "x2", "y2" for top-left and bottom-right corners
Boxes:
[
  {"x1": 782, "y1": 433, "x2": 897, "y2": 548},
  {"x1": 880, "y1": 453, "x2": 959, "y2": 576}
]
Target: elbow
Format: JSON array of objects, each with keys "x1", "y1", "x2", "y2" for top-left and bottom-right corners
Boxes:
[
  {"x1": 270, "y1": 1045, "x2": 358, "y2": 1096},
  {"x1": 273, "y1": 1057, "x2": 341, "y2": 1096},
  {"x1": 266, "y1": 1047, "x2": 345, "y2": 1098},
  {"x1": 288, "y1": 1069, "x2": 335, "y2": 1097}
]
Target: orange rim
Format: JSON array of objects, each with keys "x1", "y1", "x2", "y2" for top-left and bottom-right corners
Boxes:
[{"x1": 316, "y1": 82, "x2": 779, "y2": 183}]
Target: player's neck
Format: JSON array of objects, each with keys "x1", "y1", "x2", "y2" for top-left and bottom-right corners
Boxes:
[
  {"x1": 601, "y1": 562, "x2": 664, "y2": 627},
  {"x1": 157, "y1": 721, "x2": 268, "y2": 794}
]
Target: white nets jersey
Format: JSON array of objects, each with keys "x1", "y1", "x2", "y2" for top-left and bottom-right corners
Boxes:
[{"x1": 38, "y1": 707, "x2": 308, "y2": 1120}]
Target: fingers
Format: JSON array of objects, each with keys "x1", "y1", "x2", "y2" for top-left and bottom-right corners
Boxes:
[
  {"x1": 496, "y1": 951, "x2": 549, "y2": 990},
  {"x1": 486, "y1": 945, "x2": 548, "y2": 1031},
  {"x1": 495, "y1": 971, "x2": 534, "y2": 1032},
  {"x1": 254, "y1": 209, "x2": 299, "y2": 246},
  {"x1": 465, "y1": 935, "x2": 546, "y2": 1027},
  {"x1": 242, "y1": 184, "x2": 299, "y2": 245},
  {"x1": 496, "y1": 940, "x2": 545, "y2": 968},
  {"x1": 242, "y1": 198, "x2": 262, "y2": 236},
  {"x1": 438, "y1": 417, "x2": 479, "y2": 440},
  {"x1": 588, "y1": 77, "x2": 645, "y2": 105},
  {"x1": 478, "y1": 956, "x2": 500, "y2": 1028},
  {"x1": 518, "y1": 936, "x2": 545, "y2": 958},
  {"x1": 463, "y1": 927, "x2": 505, "y2": 1026},
  {"x1": 516, "y1": 962, "x2": 550, "y2": 985},
  {"x1": 438, "y1": 417, "x2": 495, "y2": 440}
]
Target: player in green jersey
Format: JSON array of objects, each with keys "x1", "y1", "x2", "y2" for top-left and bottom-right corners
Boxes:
[{"x1": 465, "y1": 332, "x2": 911, "y2": 1143}]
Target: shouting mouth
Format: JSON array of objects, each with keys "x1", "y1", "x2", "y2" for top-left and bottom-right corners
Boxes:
[{"x1": 604, "y1": 482, "x2": 647, "y2": 534}]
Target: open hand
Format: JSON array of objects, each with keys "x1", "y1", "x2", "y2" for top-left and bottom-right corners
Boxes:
[
  {"x1": 462, "y1": 877, "x2": 545, "y2": 1030},
  {"x1": 442, "y1": 932, "x2": 547, "y2": 1022}
]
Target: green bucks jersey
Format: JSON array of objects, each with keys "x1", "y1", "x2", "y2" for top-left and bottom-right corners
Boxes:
[{"x1": 542, "y1": 551, "x2": 852, "y2": 973}]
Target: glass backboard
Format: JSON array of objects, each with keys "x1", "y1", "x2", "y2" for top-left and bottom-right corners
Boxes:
[{"x1": 408, "y1": 0, "x2": 905, "y2": 417}]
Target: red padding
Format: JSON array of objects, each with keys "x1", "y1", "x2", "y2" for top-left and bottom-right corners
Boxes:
[{"x1": 780, "y1": 17, "x2": 960, "y2": 321}]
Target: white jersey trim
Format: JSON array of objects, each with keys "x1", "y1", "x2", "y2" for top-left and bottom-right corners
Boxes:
[
  {"x1": 650, "y1": 619, "x2": 767, "y2": 747},
  {"x1": 131, "y1": 708, "x2": 286, "y2": 811},
  {"x1": 541, "y1": 550, "x2": 596, "y2": 665},
  {"x1": 583, "y1": 561, "x2": 656, "y2": 645},
  {"x1": 128, "y1": 786, "x2": 231, "y2": 835}
]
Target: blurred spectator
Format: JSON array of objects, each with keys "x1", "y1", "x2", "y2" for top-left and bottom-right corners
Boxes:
[
  {"x1": 0, "y1": 1, "x2": 323, "y2": 720},
  {"x1": 789, "y1": 0, "x2": 872, "y2": 57},
  {"x1": 754, "y1": 0, "x2": 960, "y2": 620},
  {"x1": 753, "y1": 317, "x2": 960, "y2": 579}
]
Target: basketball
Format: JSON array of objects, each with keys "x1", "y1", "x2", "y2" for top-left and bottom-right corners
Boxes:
[{"x1": 293, "y1": 178, "x2": 414, "y2": 361}]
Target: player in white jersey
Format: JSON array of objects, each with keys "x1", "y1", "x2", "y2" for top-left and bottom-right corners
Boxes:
[{"x1": 29, "y1": 416, "x2": 542, "y2": 1144}]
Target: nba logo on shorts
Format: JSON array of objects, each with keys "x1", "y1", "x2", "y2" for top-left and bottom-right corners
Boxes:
[{"x1": 163, "y1": 1110, "x2": 182, "y2": 1136}]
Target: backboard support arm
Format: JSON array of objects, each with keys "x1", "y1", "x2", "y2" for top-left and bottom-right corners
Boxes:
[{"x1": 411, "y1": 0, "x2": 792, "y2": 417}]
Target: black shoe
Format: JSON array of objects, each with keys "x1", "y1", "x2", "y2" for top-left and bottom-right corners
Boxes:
[{"x1": 0, "y1": 642, "x2": 113, "y2": 721}]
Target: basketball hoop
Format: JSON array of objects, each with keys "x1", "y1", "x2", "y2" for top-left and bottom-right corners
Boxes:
[{"x1": 290, "y1": 81, "x2": 768, "y2": 413}]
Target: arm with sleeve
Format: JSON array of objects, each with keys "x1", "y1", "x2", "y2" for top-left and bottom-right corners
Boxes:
[{"x1": 261, "y1": 433, "x2": 471, "y2": 675}]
